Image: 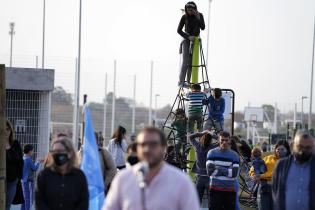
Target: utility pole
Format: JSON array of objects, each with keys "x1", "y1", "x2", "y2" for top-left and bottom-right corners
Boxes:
[
  {"x1": 309, "y1": 15, "x2": 315, "y2": 130},
  {"x1": 149, "y1": 61, "x2": 153, "y2": 125},
  {"x1": 9, "y1": 22, "x2": 15, "y2": 68},
  {"x1": 0, "y1": 64, "x2": 6, "y2": 209},
  {"x1": 42, "y1": 0, "x2": 46, "y2": 68}
]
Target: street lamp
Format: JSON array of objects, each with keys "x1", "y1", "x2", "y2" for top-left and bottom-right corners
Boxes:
[
  {"x1": 9, "y1": 22, "x2": 15, "y2": 68},
  {"x1": 301, "y1": 96, "x2": 308, "y2": 125},
  {"x1": 155, "y1": 94, "x2": 160, "y2": 120}
]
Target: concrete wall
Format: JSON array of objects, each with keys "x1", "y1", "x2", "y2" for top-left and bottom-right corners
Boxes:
[{"x1": 5, "y1": 67, "x2": 54, "y2": 91}]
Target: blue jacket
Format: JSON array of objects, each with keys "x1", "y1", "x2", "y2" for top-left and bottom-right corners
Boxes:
[
  {"x1": 22, "y1": 155, "x2": 40, "y2": 182},
  {"x1": 272, "y1": 155, "x2": 315, "y2": 210},
  {"x1": 207, "y1": 95, "x2": 225, "y2": 122}
]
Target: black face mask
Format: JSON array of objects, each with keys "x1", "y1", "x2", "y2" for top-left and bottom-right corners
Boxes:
[
  {"x1": 295, "y1": 151, "x2": 312, "y2": 163},
  {"x1": 127, "y1": 156, "x2": 139, "y2": 166},
  {"x1": 53, "y1": 153, "x2": 69, "y2": 166}
]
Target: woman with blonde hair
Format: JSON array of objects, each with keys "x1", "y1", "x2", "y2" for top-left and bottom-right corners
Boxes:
[{"x1": 35, "y1": 137, "x2": 88, "y2": 210}]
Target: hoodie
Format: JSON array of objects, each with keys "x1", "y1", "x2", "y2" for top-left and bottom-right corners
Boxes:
[{"x1": 177, "y1": 2, "x2": 205, "y2": 40}]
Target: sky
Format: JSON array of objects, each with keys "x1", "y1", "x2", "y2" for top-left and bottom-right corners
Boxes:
[{"x1": 1, "y1": 0, "x2": 315, "y2": 114}]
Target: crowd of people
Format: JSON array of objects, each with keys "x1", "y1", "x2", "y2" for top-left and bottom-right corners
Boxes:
[
  {"x1": 4, "y1": 114, "x2": 315, "y2": 210},
  {"x1": 3, "y1": 1, "x2": 315, "y2": 210}
]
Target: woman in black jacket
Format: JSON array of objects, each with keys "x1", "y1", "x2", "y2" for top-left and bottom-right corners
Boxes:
[
  {"x1": 5, "y1": 119, "x2": 23, "y2": 210},
  {"x1": 35, "y1": 137, "x2": 88, "y2": 210},
  {"x1": 177, "y1": 1, "x2": 205, "y2": 86}
]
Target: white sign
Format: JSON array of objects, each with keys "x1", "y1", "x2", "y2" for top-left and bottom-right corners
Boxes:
[{"x1": 15, "y1": 119, "x2": 26, "y2": 133}]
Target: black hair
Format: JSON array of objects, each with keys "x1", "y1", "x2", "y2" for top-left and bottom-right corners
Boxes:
[
  {"x1": 112, "y1": 126, "x2": 126, "y2": 147},
  {"x1": 192, "y1": 84, "x2": 201, "y2": 91},
  {"x1": 24, "y1": 144, "x2": 34, "y2": 154},
  {"x1": 137, "y1": 127, "x2": 167, "y2": 146},
  {"x1": 230, "y1": 136, "x2": 241, "y2": 154},
  {"x1": 185, "y1": 1, "x2": 197, "y2": 14},
  {"x1": 219, "y1": 131, "x2": 230, "y2": 138},
  {"x1": 275, "y1": 140, "x2": 291, "y2": 157},
  {"x1": 213, "y1": 88, "x2": 222, "y2": 99}
]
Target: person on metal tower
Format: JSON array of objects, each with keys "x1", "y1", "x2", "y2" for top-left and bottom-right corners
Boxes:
[
  {"x1": 177, "y1": 1, "x2": 205, "y2": 87},
  {"x1": 203, "y1": 88, "x2": 225, "y2": 132}
]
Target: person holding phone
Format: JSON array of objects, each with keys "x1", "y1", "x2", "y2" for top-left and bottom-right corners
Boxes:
[{"x1": 177, "y1": 1, "x2": 205, "y2": 87}]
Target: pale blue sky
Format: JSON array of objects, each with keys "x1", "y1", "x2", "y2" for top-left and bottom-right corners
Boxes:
[{"x1": 0, "y1": 0, "x2": 315, "y2": 113}]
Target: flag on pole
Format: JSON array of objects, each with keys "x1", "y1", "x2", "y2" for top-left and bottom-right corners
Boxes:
[{"x1": 81, "y1": 106, "x2": 105, "y2": 210}]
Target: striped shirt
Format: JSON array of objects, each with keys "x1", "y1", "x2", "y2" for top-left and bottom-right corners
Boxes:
[
  {"x1": 206, "y1": 147, "x2": 240, "y2": 192},
  {"x1": 186, "y1": 92, "x2": 206, "y2": 114}
]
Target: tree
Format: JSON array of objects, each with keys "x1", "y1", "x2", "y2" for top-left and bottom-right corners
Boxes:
[{"x1": 52, "y1": 86, "x2": 73, "y2": 105}]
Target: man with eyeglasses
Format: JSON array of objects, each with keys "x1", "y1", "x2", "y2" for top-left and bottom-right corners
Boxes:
[
  {"x1": 272, "y1": 129, "x2": 315, "y2": 210},
  {"x1": 206, "y1": 131, "x2": 240, "y2": 210},
  {"x1": 103, "y1": 127, "x2": 199, "y2": 210}
]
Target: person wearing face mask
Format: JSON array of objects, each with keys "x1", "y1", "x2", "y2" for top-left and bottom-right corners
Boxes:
[
  {"x1": 35, "y1": 138, "x2": 88, "y2": 210},
  {"x1": 272, "y1": 130, "x2": 315, "y2": 210},
  {"x1": 249, "y1": 140, "x2": 290, "y2": 210}
]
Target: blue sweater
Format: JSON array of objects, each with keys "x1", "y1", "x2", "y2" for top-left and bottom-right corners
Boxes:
[
  {"x1": 22, "y1": 155, "x2": 40, "y2": 182},
  {"x1": 206, "y1": 147, "x2": 240, "y2": 192},
  {"x1": 207, "y1": 95, "x2": 225, "y2": 122}
]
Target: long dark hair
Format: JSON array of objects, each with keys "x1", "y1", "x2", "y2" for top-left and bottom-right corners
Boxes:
[
  {"x1": 230, "y1": 136, "x2": 241, "y2": 154},
  {"x1": 112, "y1": 126, "x2": 126, "y2": 147},
  {"x1": 275, "y1": 140, "x2": 291, "y2": 157},
  {"x1": 200, "y1": 133, "x2": 212, "y2": 150},
  {"x1": 6, "y1": 120, "x2": 14, "y2": 146}
]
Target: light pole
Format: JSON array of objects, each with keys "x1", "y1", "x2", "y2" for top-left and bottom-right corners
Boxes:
[
  {"x1": 155, "y1": 94, "x2": 160, "y2": 120},
  {"x1": 309, "y1": 14, "x2": 315, "y2": 130},
  {"x1": 9, "y1": 22, "x2": 15, "y2": 68},
  {"x1": 206, "y1": 0, "x2": 213, "y2": 68},
  {"x1": 42, "y1": 0, "x2": 46, "y2": 68},
  {"x1": 301, "y1": 96, "x2": 308, "y2": 126}
]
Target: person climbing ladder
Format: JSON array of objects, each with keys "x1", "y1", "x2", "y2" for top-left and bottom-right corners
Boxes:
[{"x1": 177, "y1": 1, "x2": 205, "y2": 87}]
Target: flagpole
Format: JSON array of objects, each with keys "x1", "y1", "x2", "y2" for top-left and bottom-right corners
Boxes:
[
  {"x1": 111, "y1": 60, "x2": 116, "y2": 135},
  {"x1": 73, "y1": 57, "x2": 80, "y2": 149}
]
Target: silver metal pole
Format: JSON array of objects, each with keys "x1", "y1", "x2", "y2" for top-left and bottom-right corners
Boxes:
[
  {"x1": 309, "y1": 16, "x2": 315, "y2": 129},
  {"x1": 111, "y1": 60, "x2": 117, "y2": 135},
  {"x1": 149, "y1": 61, "x2": 153, "y2": 125},
  {"x1": 103, "y1": 73, "x2": 108, "y2": 139},
  {"x1": 132, "y1": 75, "x2": 136, "y2": 133},
  {"x1": 155, "y1": 94, "x2": 160, "y2": 120},
  {"x1": 274, "y1": 103, "x2": 277, "y2": 133},
  {"x1": 73, "y1": 58, "x2": 80, "y2": 149},
  {"x1": 36, "y1": 56, "x2": 39, "y2": 69},
  {"x1": 293, "y1": 103, "x2": 297, "y2": 128},
  {"x1": 42, "y1": 0, "x2": 46, "y2": 69},
  {"x1": 9, "y1": 22, "x2": 15, "y2": 68},
  {"x1": 206, "y1": 0, "x2": 213, "y2": 67}
]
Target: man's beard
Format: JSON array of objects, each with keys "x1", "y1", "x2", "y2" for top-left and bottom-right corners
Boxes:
[{"x1": 294, "y1": 151, "x2": 312, "y2": 163}]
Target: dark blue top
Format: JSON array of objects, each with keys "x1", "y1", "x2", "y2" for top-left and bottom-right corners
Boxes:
[
  {"x1": 22, "y1": 155, "x2": 40, "y2": 182},
  {"x1": 190, "y1": 138, "x2": 216, "y2": 176},
  {"x1": 208, "y1": 95, "x2": 225, "y2": 122},
  {"x1": 252, "y1": 157, "x2": 267, "y2": 175}
]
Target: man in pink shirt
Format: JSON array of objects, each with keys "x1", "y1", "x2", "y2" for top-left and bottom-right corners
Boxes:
[{"x1": 103, "y1": 127, "x2": 200, "y2": 210}]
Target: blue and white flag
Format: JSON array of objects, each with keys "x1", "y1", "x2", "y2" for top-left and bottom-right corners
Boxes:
[{"x1": 81, "y1": 106, "x2": 105, "y2": 210}]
